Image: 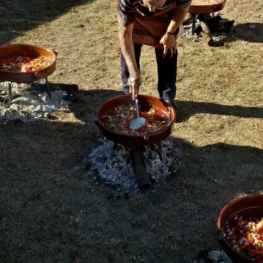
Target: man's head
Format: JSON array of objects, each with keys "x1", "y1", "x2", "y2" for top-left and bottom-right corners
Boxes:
[{"x1": 141, "y1": 0, "x2": 167, "y2": 12}]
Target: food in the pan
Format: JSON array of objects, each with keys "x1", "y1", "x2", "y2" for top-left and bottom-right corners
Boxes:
[
  {"x1": 102, "y1": 104, "x2": 170, "y2": 135},
  {"x1": 0, "y1": 55, "x2": 52, "y2": 73},
  {"x1": 224, "y1": 215, "x2": 263, "y2": 262}
]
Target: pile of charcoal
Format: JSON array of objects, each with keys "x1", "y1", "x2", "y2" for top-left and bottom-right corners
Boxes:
[{"x1": 84, "y1": 137, "x2": 183, "y2": 194}]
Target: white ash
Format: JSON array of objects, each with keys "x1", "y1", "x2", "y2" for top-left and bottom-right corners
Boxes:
[
  {"x1": 182, "y1": 24, "x2": 198, "y2": 38},
  {"x1": 194, "y1": 248, "x2": 232, "y2": 263},
  {"x1": 85, "y1": 136, "x2": 182, "y2": 192},
  {"x1": 0, "y1": 81, "x2": 70, "y2": 124},
  {"x1": 182, "y1": 18, "x2": 201, "y2": 38}
]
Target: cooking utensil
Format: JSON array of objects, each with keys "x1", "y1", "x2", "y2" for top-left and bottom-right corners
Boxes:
[
  {"x1": 217, "y1": 194, "x2": 263, "y2": 263},
  {"x1": 130, "y1": 97, "x2": 146, "y2": 130},
  {"x1": 0, "y1": 44, "x2": 57, "y2": 83},
  {"x1": 95, "y1": 94, "x2": 176, "y2": 147}
]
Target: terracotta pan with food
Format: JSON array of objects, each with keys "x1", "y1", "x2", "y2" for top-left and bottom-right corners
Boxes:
[
  {"x1": 188, "y1": 0, "x2": 226, "y2": 14},
  {"x1": 0, "y1": 44, "x2": 57, "y2": 83},
  {"x1": 217, "y1": 194, "x2": 263, "y2": 263},
  {"x1": 95, "y1": 94, "x2": 176, "y2": 147}
]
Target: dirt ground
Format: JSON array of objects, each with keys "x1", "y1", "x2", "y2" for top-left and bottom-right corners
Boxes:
[{"x1": 0, "y1": 0, "x2": 263, "y2": 262}]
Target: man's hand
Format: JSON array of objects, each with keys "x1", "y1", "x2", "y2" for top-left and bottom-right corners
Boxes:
[
  {"x1": 157, "y1": 33, "x2": 177, "y2": 58},
  {"x1": 128, "y1": 74, "x2": 142, "y2": 100}
]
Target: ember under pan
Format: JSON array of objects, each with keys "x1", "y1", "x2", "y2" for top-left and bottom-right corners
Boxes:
[
  {"x1": 217, "y1": 194, "x2": 263, "y2": 263},
  {"x1": 95, "y1": 94, "x2": 176, "y2": 147},
  {"x1": 0, "y1": 44, "x2": 57, "y2": 83}
]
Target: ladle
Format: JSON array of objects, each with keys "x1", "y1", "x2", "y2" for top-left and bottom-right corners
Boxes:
[{"x1": 130, "y1": 97, "x2": 146, "y2": 130}]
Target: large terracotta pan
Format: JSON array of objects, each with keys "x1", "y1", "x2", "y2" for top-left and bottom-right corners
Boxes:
[
  {"x1": 0, "y1": 44, "x2": 57, "y2": 83},
  {"x1": 217, "y1": 194, "x2": 263, "y2": 263},
  {"x1": 189, "y1": 0, "x2": 227, "y2": 14},
  {"x1": 95, "y1": 94, "x2": 176, "y2": 147}
]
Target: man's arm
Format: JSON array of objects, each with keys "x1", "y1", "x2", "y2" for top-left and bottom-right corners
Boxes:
[
  {"x1": 167, "y1": 6, "x2": 190, "y2": 35},
  {"x1": 167, "y1": 0, "x2": 192, "y2": 35},
  {"x1": 160, "y1": 6, "x2": 190, "y2": 58},
  {"x1": 118, "y1": 23, "x2": 142, "y2": 99},
  {"x1": 159, "y1": 0, "x2": 191, "y2": 57}
]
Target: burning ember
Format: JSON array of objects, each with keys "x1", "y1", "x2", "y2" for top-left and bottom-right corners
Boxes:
[{"x1": 85, "y1": 136, "x2": 182, "y2": 193}]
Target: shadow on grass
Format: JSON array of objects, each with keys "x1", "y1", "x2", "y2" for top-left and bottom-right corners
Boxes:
[
  {"x1": 0, "y1": 0, "x2": 95, "y2": 45},
  {"x1": 176, "y1": 100, "x2": 263, "y2": 122},
  {"x1": 66, "y1": 90, "x2": 263, "y2": 126},
  {"x1": 0, "y1": 88, "x2": 263, "y2": 262},
  {"x1": 231, "y1": 22, "x2": 263, "y2": 43},
  {"x1": 202, "y1": 22, "x2": 263, "y2": 47}
]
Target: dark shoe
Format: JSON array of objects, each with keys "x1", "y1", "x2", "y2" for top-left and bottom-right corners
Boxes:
[{"x1": 164, "y1": 98, "x2": 180, "y2": 118}]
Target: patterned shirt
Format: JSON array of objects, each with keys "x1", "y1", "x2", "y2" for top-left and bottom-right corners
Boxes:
[{"x1": 118, "y1": 0, "x2": 192, "y2": 26}]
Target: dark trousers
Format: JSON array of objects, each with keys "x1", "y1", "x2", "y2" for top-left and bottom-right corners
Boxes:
[{"x1": 120, "y1": 43, "x2": 178, "y2": 100}]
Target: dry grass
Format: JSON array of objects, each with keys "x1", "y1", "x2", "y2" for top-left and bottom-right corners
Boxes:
[{"x1": 0, "y1": 0, "x2": 263, "y2": 262}]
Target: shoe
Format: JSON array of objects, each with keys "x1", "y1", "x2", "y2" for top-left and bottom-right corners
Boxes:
[{"x1": 164, "y1": 98, "x2": 180, "y2": 118}]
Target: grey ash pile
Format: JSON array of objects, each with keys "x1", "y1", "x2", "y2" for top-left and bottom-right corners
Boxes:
[
  {"x1": 0, "y1": 82, "x2": 77, "y2": 124},
  {"x1": 193, "y1": 248, "x2": 232, "y2": 263},
  {"x1": 85, "y1": 136, "x2": 182, "y2": 193}
]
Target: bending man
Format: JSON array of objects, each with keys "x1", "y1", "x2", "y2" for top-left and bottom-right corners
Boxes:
[{"x1": 117, "y1": 0, "x2": 191, "y2": 117}]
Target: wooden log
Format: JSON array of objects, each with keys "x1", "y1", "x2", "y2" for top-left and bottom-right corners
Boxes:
[
  {"x1": 130, "y1": 147, "x2": 152, "y2": 190},
  {"x1": 197, "y1": 14, "x2": 234, "y2": 46},
  {"x1": 199, "y1": 19, "x2": 214, "y2": 46}
]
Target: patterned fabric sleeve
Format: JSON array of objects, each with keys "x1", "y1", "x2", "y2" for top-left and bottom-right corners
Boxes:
[
  {"x1": 117, "y1": 0, "x2": 140, "y2": 26},
  {"x1": 117, "y1": 0, "x2": 192, "y2": 26}
]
